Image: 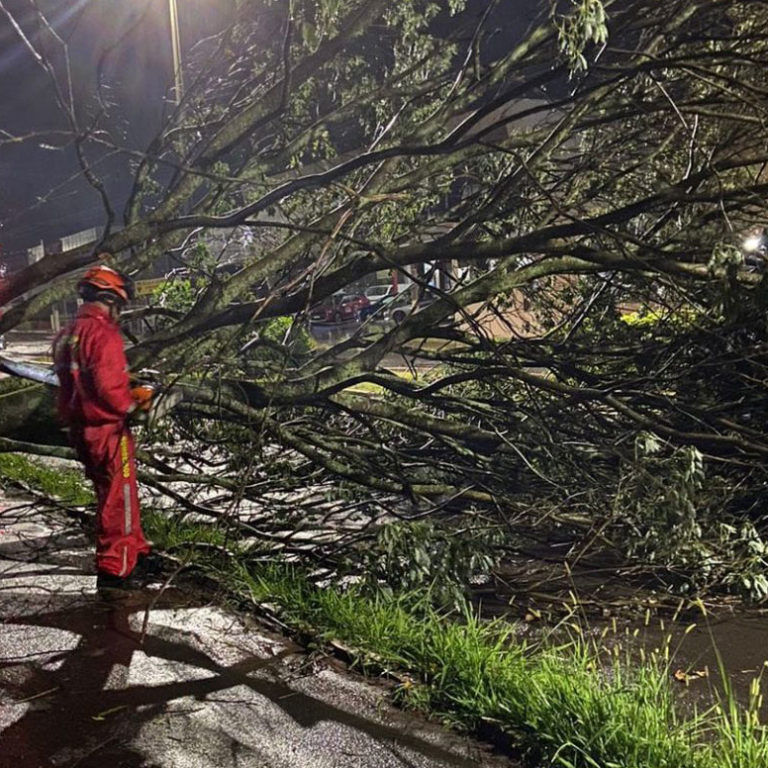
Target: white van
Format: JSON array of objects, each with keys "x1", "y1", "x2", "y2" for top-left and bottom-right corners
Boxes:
[{"x1": 364, "y1": 284, "x2": 394, "y2": 302}]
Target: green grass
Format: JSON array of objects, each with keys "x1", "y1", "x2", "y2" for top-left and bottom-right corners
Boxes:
[
  {"x1": 3, "y1": 452, "x2": 768, "y2": 767},
  {"x1": 0, "y1": 453, "x2": 94, "y2": 505},
  {"x1": 143, "y1": 508, "x2": 242, "y2": 552},
  {"x1": 221, "y1": 562, "x2": 768, "y2": 768}
]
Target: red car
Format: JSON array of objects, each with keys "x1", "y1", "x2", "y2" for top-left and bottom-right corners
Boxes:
[{"x1": 310, "y1": 293, "x2": 370, "y2": 323}]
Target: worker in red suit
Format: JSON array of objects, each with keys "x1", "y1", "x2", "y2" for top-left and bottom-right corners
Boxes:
[{"x1": 53, "y1": 263, "x2": 154, "y2": 595}]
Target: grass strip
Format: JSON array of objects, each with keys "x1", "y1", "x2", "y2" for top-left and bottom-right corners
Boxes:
[
  {"x1": 0, "y1": 453, "x2": 94, "y2": 505},
  {"x1": 211, "y1": 561, "x2": 767, "y2": 768}
]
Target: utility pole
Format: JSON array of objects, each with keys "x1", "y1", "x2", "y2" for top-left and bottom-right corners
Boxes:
[{"x1": 169, "y1": 0, "x2": 184, "y2": 104}]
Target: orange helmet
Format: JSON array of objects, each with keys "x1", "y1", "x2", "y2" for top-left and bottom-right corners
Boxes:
[{"x1": 78, "y1": 265, "x2": 134, "y2": 305}]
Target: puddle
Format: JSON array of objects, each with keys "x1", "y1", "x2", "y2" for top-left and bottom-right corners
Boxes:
[{"x1": 481, "y1": 554, "x2": 768, "y2": 714}]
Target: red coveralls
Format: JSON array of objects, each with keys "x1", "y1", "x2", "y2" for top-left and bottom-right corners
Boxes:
[{"x1": 53, "y1": 304, "x2": 150, "y2": 577}]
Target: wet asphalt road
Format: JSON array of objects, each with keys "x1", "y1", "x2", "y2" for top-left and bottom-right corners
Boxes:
[{"x1": 0, "y1": 494, "x2": 515, "y2": 768}]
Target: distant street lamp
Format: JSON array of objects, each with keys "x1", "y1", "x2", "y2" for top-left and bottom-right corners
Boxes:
[
  {"x1": 743, "y1": 233, "x2": 765, "y2": 254},
  {"x1": 742, "y1": 228, "x2": 767, "y2": 272},
  {"x1": 169, "y1": 0, "x2": 184, "y2": 103}
]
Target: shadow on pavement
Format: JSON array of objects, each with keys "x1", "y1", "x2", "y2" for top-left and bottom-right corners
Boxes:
[{"x1": 0, "y1": 521, "x2": 502, "y2": 767}]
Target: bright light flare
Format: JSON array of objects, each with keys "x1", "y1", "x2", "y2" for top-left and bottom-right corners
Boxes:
[{"x1": 743, "y1": 235, "x2": 764, "y2": 253}]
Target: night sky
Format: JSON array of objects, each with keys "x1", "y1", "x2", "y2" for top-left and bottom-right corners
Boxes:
[
  {"x1": 0, "y1": 0, "x2": 235, "y2": 265},
  {"x1": 0, "y1": 0, "x2": 539, "y2": 267}
]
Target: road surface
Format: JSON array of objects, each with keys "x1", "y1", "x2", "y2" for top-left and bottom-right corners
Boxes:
[{"x1": 0, "y1": 492, "x2": 515, "y2": 768}]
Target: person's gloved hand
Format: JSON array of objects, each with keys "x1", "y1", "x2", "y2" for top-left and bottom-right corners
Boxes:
[{"x1": 130, "y1": 384, "x2": 155, "y2": 412}]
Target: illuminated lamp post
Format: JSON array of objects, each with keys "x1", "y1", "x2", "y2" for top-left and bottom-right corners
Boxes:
[{"x1": 169, "y1": 0, "x2": 184, "y2": 103}]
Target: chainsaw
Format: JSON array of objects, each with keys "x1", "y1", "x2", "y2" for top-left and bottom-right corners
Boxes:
[{"x1": 0, "y1": 354, "x2": 184, "y2": 425}]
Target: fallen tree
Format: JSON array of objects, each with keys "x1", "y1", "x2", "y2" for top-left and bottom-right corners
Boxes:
[{"x1": 3, "y1": 0, "x2": 768, "y2": 599}]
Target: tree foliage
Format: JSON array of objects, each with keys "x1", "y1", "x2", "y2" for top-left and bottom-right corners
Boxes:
[{"x1": 3, "y1": 0, "x2": 768, "y2": 599}]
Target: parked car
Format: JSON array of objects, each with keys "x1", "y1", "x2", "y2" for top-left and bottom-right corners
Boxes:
[
  {"x1": 364, "y1": 284, "x2": 395, "y2": 302},
  {"x1": 360, "y1": 293, "x2": 397, "y2": 321},
  {"x1": 310, "y1": 292, "x2": 370, "y2": 323},
  {"x1": 386, "y1": 292, "x2": 440, "y2": 324},
  {"x1": 361, "y1": 285, "x2": 397, "y2": 321},
  {"x1": 360, "y1": 283, "x2": 413, "y2": 321}
]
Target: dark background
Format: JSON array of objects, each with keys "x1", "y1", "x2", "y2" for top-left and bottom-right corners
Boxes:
[{"x1": 0, "y1": 0, "x2": 539, "y2": 267}]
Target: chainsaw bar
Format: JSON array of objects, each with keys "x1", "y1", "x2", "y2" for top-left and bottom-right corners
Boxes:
[
  {"x1": 0, "y1": 354, "x2": 58, "y2": 387},
  {"x1": 0, "y1": 354, "x2": 186, "y2": 425}
]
